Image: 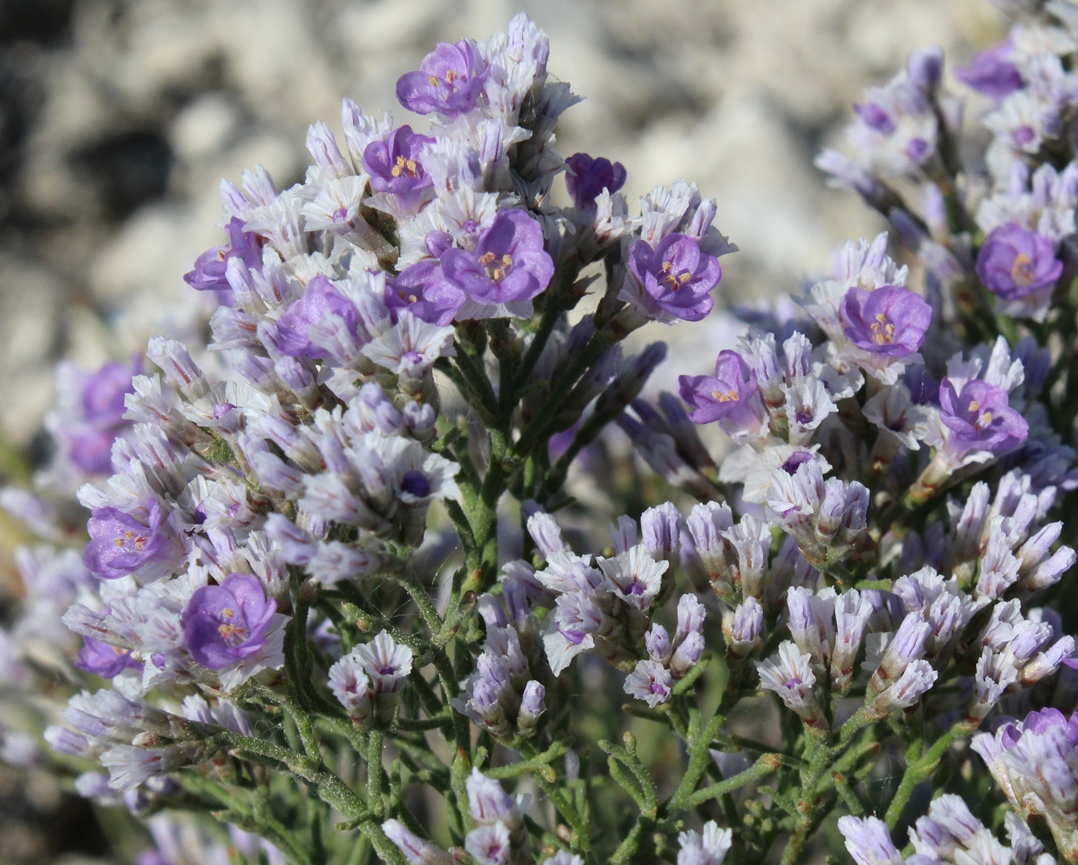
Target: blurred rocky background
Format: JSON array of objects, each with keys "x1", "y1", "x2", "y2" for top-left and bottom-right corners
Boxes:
[{"x1": 0, "y1": 0, "x2": 1002, "y2": 861}]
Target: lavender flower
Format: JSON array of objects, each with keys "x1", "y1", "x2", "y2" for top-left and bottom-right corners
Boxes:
[
  {"x1": 83, "y1": 501, "x2": 182, "y2": 582},
  {"x1": 396, "y1": 40, "x2": 488, "y2": 117},
  {"x1": 938, "y1": 379, "x2": 1029, "y2": 455},
  {"x1": 626, "y1": 233, "x2": 723, "y2": 322},
  {"x1": 386, "y1": 261, "x2": 464, "y2": 326},
  {"x1": 975, "y1": 223, "x2": 1063, "y2": 301},
  {"x1": 75, "y1": 636, "x2": 142, "y2": 679},
  {"x1": 184, "y1": 217, "x2": 263, "y2": 294},
  {"x1": 182, "y1": 574, "x2": 277, "y2": 670},
  {"x1": 275, "y1": 275, "x2": 360, "y2": 359},
  {"x1": 678, "y1": 350, "x2": 769, "y2": 439},
  {"x1": 50, "y1": 360, "x2": 140, "y2": 476},
  {"x1": 840, "y1": 285, "x2": 932, "y2": 356},
  {"x1": 362, "y1": 126, "x2": 436, "y2": 213},
  {"x1": 441, "y1": 209, "x2": 554, "y2": 312}
]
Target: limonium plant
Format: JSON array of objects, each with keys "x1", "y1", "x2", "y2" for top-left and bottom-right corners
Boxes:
[{"x1": 6, "y1": 2, "x2": 1078, "y2": 863}]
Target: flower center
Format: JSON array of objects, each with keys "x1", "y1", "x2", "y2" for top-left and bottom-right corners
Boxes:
[
  {"x1": 429, "y1": 69, "x2": 460, "y2": 91},
  {"x1": 1011, "y1": 252, "x2": 1034, "y2": 287},
  {"x1": 870, "y1": 311, "x2": 896, "y2": 345},
  {"x1": 710, "y1": 388, "x2": 739, "y2": 402},
  {"x1": 479, "y1": 250, "x2": 514, "y2": 282},
  {"x1": 217, "y1": 622, "x2": 248, "y2": 644},
  {"x1": 966, "y1": 399, "x2": 995, "y2": 430},
  {"x1": 113, "y1": 529, "x2": 147, "y2": 551},
  {"x1": 391, "y1": 155, "x2": 420, "y2": 179},
  {"x1": 660, "y1": 260, "x2": 692, "y2": 291}
]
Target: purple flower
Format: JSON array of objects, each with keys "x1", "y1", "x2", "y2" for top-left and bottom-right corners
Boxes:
[
  {"x1": 276, "y1": 275, "x2": 357, "y2": 358},
  {"x1": 441, "y1": 210, "x2": 554, "y2": 305},
  {"x1": 956, "y1": 41, "x2": 1023, "y2": 99},
  {"x1": 840, "y1": 285, "x2": 932, "y2": 355},
  {"x1": 182, "y1": 573, "x2": 277, "y2": 669},
  {"x1": 58, "y1": 360, "x2": 140, "y2": 474},
  {"x1": 975, "y1": 223, "x2": 1063, "y2": 300},
  {"x1": 362, "y1": 126, "x2": 435, "y2": 212},
  {"x1": 938, "y1": 379, "x2": 1029, "y2": 453},
  {"x1": 396, "y1": 40, "x2": 488, "y2": 117},
  {"x1": 564, "y1": 152, "x2": 627, "y2": 208},
  {"x1": 627, "y1": 233, "x2": 722, "y2": 322},
  {"x1": 183, "y1": 217, "x2": 263, "y2": 293},
  {"x1": 385, "y1": 261, "x2": 465, "y2": 326},
  {"x1": 75, "y1": 636, "x2": 142, "y2": 678},
  {"x1": 678, "y1": 350, "x2": 767, "y2": 436},
  {"x1": 83, "y1": 501, "x2": 179, "y2": 581}
]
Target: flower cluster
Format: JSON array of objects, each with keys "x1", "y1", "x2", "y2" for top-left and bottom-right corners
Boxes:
[{"x1": 4, "y1": 3, "x2": 1078, "y2": 865}]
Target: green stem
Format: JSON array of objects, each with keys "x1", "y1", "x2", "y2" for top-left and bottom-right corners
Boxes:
[
  {"x1": 609, "y1": 816, "x2": 653, "y2": 865},
  {"x1": 667, "y1": 711, "x2": 726, "y2": 811},
  {"x1": 367, "y1": 729, "x2": 386, "y2": 819},
  {"x1": 884, "y1": 719, "x2": 976, "y2": 828},
  {"x1": 175, "y1": 772, "x2": 316, "y2": 865},
  {"x1": 222, "y1": 732, "x2": 367, "y2": 819},
  {"x1": 680, "y1": 754, "x2": 781, "y2": 810}
]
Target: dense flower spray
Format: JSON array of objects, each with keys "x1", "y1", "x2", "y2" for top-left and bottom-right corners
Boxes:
[{"x1": 4, "y1": 3, "x2": 1078, "y2": 865}]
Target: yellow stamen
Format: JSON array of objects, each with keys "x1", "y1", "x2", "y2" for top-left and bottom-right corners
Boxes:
[
  {"x1": 1011, "y1": 252, "x2": 1034, "y2": 286},
  {"x1": 711, "y1": 389, "x2": 739, "y2": 403},
  {"x1": 217, "y1": 623, "x2": 246, "y2": 642},
  {"x1": 659, "y1": 260, "x2": 692, "y2": 291},
  {"x1": 390, "y1": 156, "x2": 419, "y2": 179},
  {"x1": 869, "y1": 311, "x2": 896, "y2": 345}
]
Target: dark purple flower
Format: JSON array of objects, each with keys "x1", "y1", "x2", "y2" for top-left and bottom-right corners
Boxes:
[
  {"x1": 276, "y1": 275, "x2": 357, "y2": 358},
  {"x1": 396, "y1": 40, "x2": 488, "y2": 117},
  {"x1": 975, "y1": 223, "x2": 1063, "y2": 300},
  {"x1": 182, "y1": 573, "x2": 276, "y2": 670},
  {"x1": 678, "y1": 350, "x2": 761, "y2": 425},
  {"x1": 564, "y1": 152, "x2": 627, "y2": 208},
  {"x1": 183, "y1": 217, "x2": 263, "y2": 293},
  {"x1": 840, "y1": 285, "x2": 932, "y2": 356},
  {"x1": 75, "y1": 636, "x2": 141, "y2": 678},
  {"x1": 385, "y1": 261, "x2": 464, "y2": 325},
  {"x1": 956, "y1": 41, "x2": 1023, "y2": 99},
  {"x1": 441, "y1": 210, "x2": 554, "y2": 305},
  {"x1": 362, "y1": 126, "x2": 436, "y2": 212},
  {"x1": 83, "y1": 501, "x2": 178, "y2": 581},
  {"x1": 938, "y1": 379, "x2": 1029, "y2": 453},
  {"x1": 781, "y1": 451, "x2": 815, "y2": 474},
  {"x1": 628, "y1": 234, "x2": 722, "y2": 322}
]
